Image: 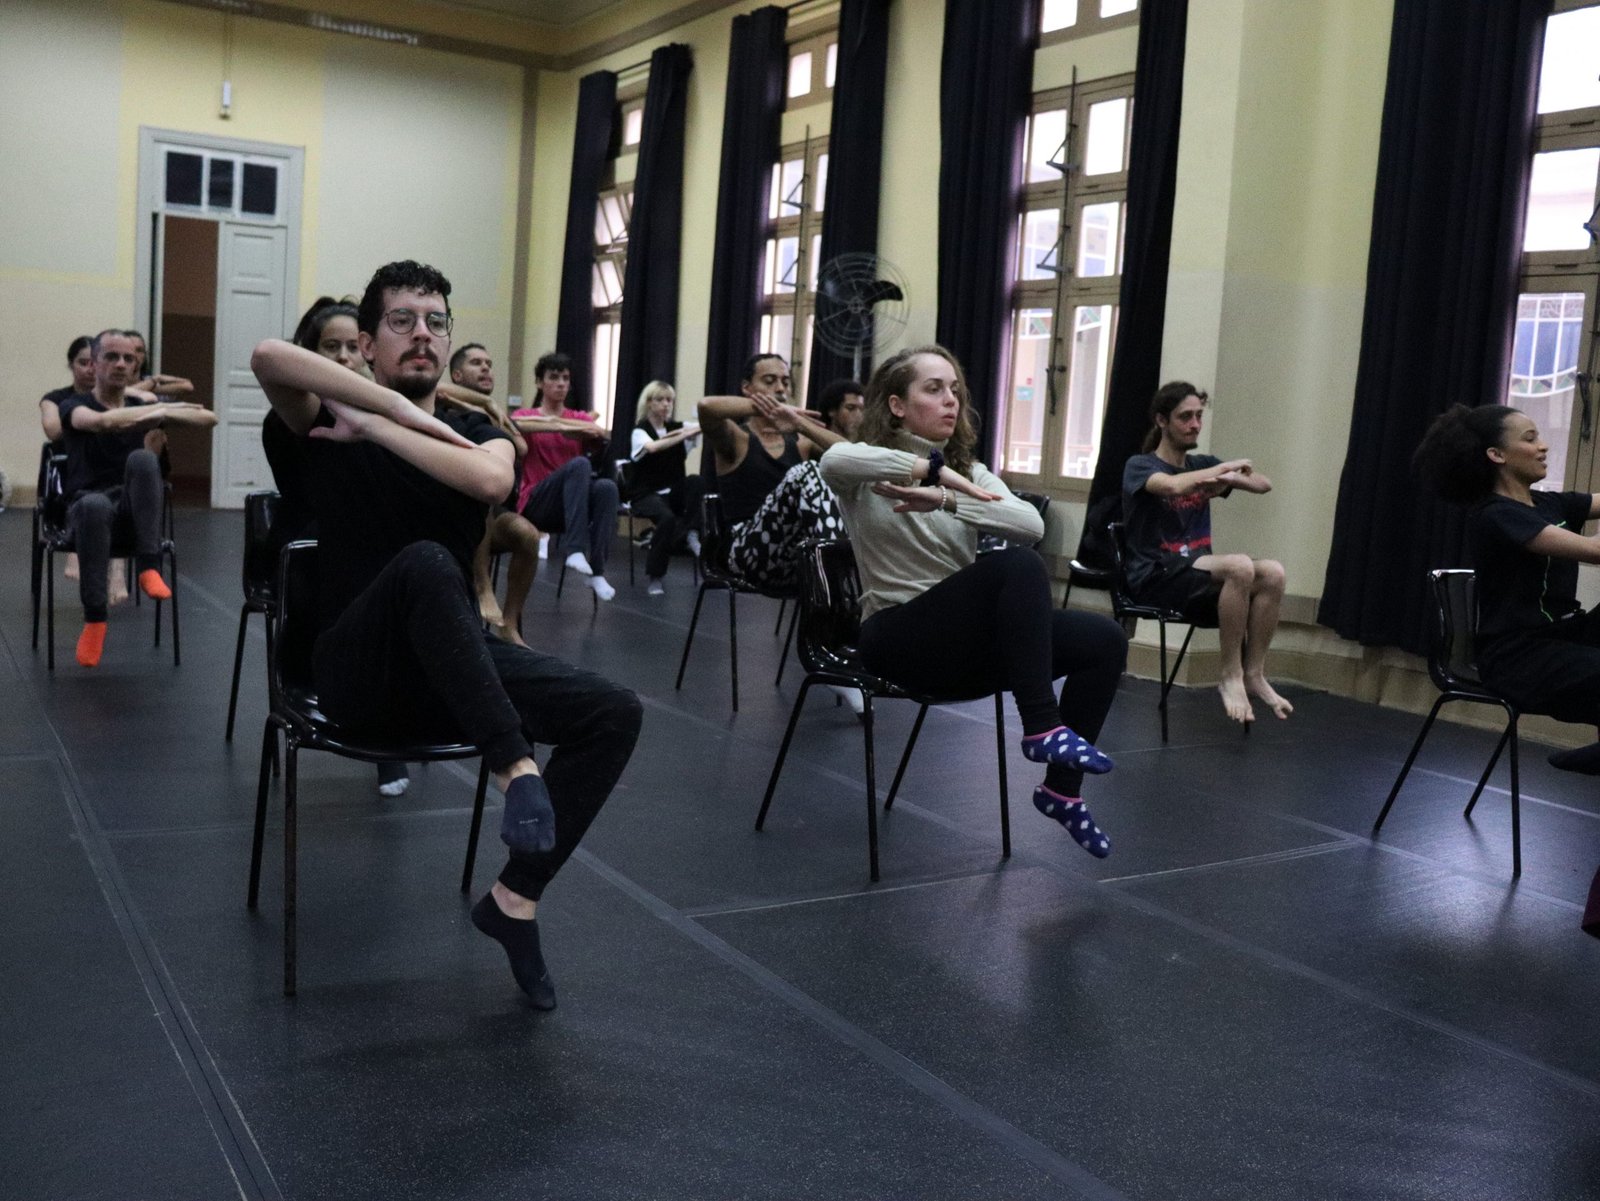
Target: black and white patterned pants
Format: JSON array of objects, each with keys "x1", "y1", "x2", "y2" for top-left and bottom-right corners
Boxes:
[{"x1": 727, "y1": 462, "x2": 845, "y2": 592}]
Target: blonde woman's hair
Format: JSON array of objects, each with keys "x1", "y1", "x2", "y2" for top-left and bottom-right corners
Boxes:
[
  {"x1": 859, "y1": 345, "x2": 980, "y2": 477},
  {"x1": 635, "y1": 379, "x2": 677, "y2": 423}
]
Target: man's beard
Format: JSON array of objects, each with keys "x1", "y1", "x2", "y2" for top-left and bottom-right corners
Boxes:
[{"x1": 390, "y1": 364, "x2": 442, "y2": 400}]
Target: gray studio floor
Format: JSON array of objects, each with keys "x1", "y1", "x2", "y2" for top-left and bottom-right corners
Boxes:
[{"x1": 2, "y1": 504, "x2": 1599, "y2": 1201}]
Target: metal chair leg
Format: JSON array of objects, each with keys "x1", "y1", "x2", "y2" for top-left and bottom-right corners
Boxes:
[
  {"x1": 674, "y1": 582, "x2": 709, "y2": 690},
  {"x1": 729, "y1": 588, "x2": 740, "y2": 713},
  {"x1": 774, "y1": 597, "x2": 787, "y2": 636},
  {"x1": 1372, "y1": 695, "x2": 1447, "y2": 833},
  {"x1": 884, "y1": 703, "x2": 929, "y2": 811},
  {"x1": 1508, "y1": 716, "x2": 1522, "y2": 877},
  {"x1": 283, "y1": 740, "x2": 299, "y2": 998},
  {"x1": 775, "y1": 597, "x2": 800, "y2": 688},
  {"x1": 862, "y1": 694, "x2": 880, "y2": 882},
  {"x1": 226, "y1": 606, "x2": 249, "y2": 741},
  {"x1": 1462, "y1": 725, "x2": 1512, "y2": 818},
  {"x1": 248, "y1": 718, "x2": 275, "y2": 909},
  {"x1": 461, "y1": 760, "x2": 490, "y2": 892},
  {"x1": 756, "y1": 680, "x2": 814, "y2": 830},
  {"x1": 46, "y1": 547, "x2": 56, "y2": 670},
  {"x1": 995, "y1": 693, "x2": 1011, "y2": 859},
  {"x1": 168, "y1": 546, "x2": 181, "y2": 666},
  {"x1": 1156, "y1": 619, "x2": 1168, "y2": 742}
]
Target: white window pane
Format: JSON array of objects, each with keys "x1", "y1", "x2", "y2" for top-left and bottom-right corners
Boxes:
[
  {"x1": 763, "y1": 238, "x2": 779, "y2": 295},
  {"x1": 765, "y1": 312, "x2": 795, "y2": 363},
  {"x1": 810, "y1": 234, "x2": 822, "y2": 289},
  {"x1": 1018, "y1": 209, "x2": 1060, "y2": 281},
  {"x1": 599, "y1": 259, "x2": 622, "y2": 306},
  {"x1": 593, "y1": 323, "x2": 615, "y2": 427},
  {"x1": 1042, "y1": 0, "x2": 1078, "y2": 32},
  {"x1": 591, "y1": 263, "x2": 607, "y2": 308},
  {"x1": 1077, "y1": 201, "x2": 1122, "y2": 277},
  {"x1": 825, "y1": 42, "x2": 837, "y2": 89},
  {"x1": 594, "y1": 206, "x2": 610, "y2": 248},
  {"x1": 800, "y1": 315, "x2": 815, "y2": 401},
  {"x1": 1100, "y1": 0, "x2": 1136, "y2": 15},
  {"x1": 1027, "y1": 110, "x2": 1068, "y2": 183},
  {"x1": 774, "y1": 236, "x2": 800, "y2": 293},
  {"x1": 814, "y1": 153, "x2": 829, "y2": 212},
  {"x1": 1538, "y1": 9, "x2": 1600, "y2": 115},
  {"x1": 1006, "y1": 309, "x2": 1052, "y2": 474},
  {"x1": 769, "y1": 163, "x2": 782, "y2": 221},
  {"x1": 623, "y1": 106, "x2": 644, "y2": 146},
  {"x1": 788, "y1": 51, "x2": 813, "y2": 99},
  {"x1": 1083, "y1": 98, "x2": 1129, "y2": 175},
  {"x1": 1524, "y1": 148, "x2": 1600, "y2": 251},
  {"x1": 760, "y1": 313, "x2": 773, "y2": 350},
  {"x1": 601, "y1": 195, "x2": 626, "y2": 244},
  {"x1": 1060, "y1": 305, "x2": 1117, "y2": 479},
  {"x1": 778, "y1": 157, "x2": 805, "y2": 214},
  {"x1": 1507, "y1": 291, "x2": 1584, "y2": 491}
]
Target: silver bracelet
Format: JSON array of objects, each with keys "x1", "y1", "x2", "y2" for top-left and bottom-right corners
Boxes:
[{"x1": 939, "y1": 485, "x2": 949, "y2": 513}]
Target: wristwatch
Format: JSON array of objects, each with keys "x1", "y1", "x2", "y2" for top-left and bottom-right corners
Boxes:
[{"x1": 924, "y1": 449, "x2": 945, "y2": 485}]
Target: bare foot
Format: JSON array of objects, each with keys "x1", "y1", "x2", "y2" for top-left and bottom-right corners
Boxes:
[
  {"x1": 489, "y1": 621, "x2": 528, "y2": 648},
  {"x1": 108, "y1": 562, "x2": 130, "y2": 608},
  {"x1": 1218, "y1": 675, "x2": 1255, "y2": 724},
  {"x1": 64, "y1": 552, "x2": 80, "y2": 581},
  {"x1": 1245, "y1": 673, "x2": 1293, "y2": 719},
  {"x1": 477, "y1": 589, "x2": 503, "y2": 625}
]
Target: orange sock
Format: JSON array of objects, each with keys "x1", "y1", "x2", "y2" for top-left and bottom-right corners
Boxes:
[
  {"x1": 138, "y1": 568, "x2": 171, "y2": 600},
  {"x1": 76, "y1": 622, "x2": 107, "y2": 668}
]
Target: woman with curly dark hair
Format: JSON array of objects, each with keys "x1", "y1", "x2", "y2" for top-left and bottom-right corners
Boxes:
[
  {"x1": 819, "y1": 345, "x2": 1128, "y2": 857},
  {"x1": 1415, "y1": 403, "x2": 1600, "y2": 773}
]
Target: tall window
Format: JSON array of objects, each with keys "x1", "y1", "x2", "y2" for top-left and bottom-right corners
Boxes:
[
  {"x1": 785, "y1": 26, "x2": 838, "y2": 108},
  {"x1": 760, "y1": 140, "x2": 828, "y2": 401},
  {"x1": 1509, "y1": 0, "x2": 1600, "y2": 492},
  {"x1": 1001, "y1": 75, "x2": 1134, "y2": 487},
  {"x1": 1041, "y1": 0, "x2": 1138, "y2": 41},
  {"x1": 592, "y1": 185, "x2": 631, "y2": 427}
]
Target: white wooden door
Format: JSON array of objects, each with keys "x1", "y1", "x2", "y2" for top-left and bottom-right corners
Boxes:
[{"x1": 211, "y1": 221, "x2": 287, "y2": 508}]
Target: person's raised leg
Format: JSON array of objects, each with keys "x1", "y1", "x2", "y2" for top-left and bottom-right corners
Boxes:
[
  {"x1": 556, "y1": 457, "x2": 597, "y2": 574},
  {"x1": 1192, "y1": 553, "x2": 1254, "y2": 723},
  {"x1": 490, "y1": 510, "x2": 541, "y2": 644},
  {"x1": 1242, "y1": 558, "x2": 1292, "y2": 718},
  {"x1": 585, "y1": 473, "x2": 619, "y2": 599},
  {"x1": 122, "y1": 450, "x2": 169, "y2": 599},
  {"x1": 471, "y1": 519, "x2": 503, "y2": 626},
  {"x1": 68, "y1": 491, "x2": 115, "y2": 666}
]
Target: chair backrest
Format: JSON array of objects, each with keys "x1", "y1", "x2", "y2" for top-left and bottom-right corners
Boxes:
[
  {"x1": 242, "y1": 490, "x2": 283, "y2": 600},
  {"x1": 1106, "y1": 521, "x2": 1138, "y2": 614},
  {"x1": 613, "y1": 457, "x2": 636, "y2": 504},
  {"x1": 1429, "y1": 568, "x2": 1482, "y2": 690},
  {"x1": 977, "y1": 489, "x2": 1051, "y2": 556},
  {"x1": 272, "y1": 541, "x2": 320, "y2": 702},
  {"x1": 796, "y1": 539, "x2": 864, "y2": 675},
  {"x1": 697, "y1": 490, "x2": 736, "y2": 582},
  {"x1": 38, "y1": 443, "x2": 68, "y2": 532}
]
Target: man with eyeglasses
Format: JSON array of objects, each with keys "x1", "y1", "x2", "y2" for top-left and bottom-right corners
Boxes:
[
  {"x1": 58, "y1": 328, "x2": 217, "y2": 667},
  {"x1": 251, "y1": 260, "x2": 642, "y2": 1010},
  {"x1": 1121, "y1": 381, "x2": 1291, "y2": 726}
]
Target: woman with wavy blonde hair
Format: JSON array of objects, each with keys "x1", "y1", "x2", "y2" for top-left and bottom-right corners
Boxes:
[{"x1": 819, "y1": 345, "x2": 1128, "y2": 857}]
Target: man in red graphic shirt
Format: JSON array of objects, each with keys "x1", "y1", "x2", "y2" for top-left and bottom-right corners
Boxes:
[{"x1": 1121, "y1": 382, "x2": 1289, "y2": 725}]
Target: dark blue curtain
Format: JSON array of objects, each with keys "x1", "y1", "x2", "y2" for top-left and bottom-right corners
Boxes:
[
  {"x1": 614, "y1": 44, "x2": 693, "y2": 461},
  {"x1": 554, "y1": 70, "x2": 618, "y2": 411},
  {"x1": 808, "y1": 0, "x2": 893, "y2": 404},
  {"x1": 704, "y1": 7, "x2": 789, "y2": 395},
  {"x1": 935, "y1": 0, "x2": 1041, "y2": 447},
  {"x1": 1318, "y1": 0, "x2": 1549, "y2": 653},
  {"x1": 1082, "y1": 0, "x2": 1188, "y2": 514}
]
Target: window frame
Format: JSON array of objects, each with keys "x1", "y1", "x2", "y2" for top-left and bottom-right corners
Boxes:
[
  {"x1": 999, "y1": 71, "x2": 1136, "y2": 496},
  {"x1": 784, "y1": 19, "x2": 838, "y2": 111},
  {"x1": 591, "y1": 183, "x2": 632, "y2": 427},
  {"x1": 759, "y1": 134, "x2": 829, "y2": 402},
  {"x1": 1040, "y1": 0, "x2": 1139, "y2": 47}
]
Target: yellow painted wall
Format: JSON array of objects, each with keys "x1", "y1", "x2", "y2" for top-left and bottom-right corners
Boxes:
[{"x1": 1, "y1": 0, "x2": 524, "y2": 497}]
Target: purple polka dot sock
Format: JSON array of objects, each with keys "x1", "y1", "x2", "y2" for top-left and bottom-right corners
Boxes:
[
  {"x1": 1032, "y1": 784, "x2": 1111, "y2": 858},
  {"x1": 1021, "y1": 725, "x2": 1113, "y2": 774}
]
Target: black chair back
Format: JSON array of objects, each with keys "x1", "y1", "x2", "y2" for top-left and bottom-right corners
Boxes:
[
  {"x1": 242, "y1": 491, "x2": 283, "y2": 604},
  {"x1": 797, "y1": 540, "x2": 863, "y2": 676},
  {"x1": 38, "y1": 444, "x2": 68, "y2": 533},
  {"x1": 614, "y1": 457, "x2": 637, "y2": 501},
  {"x1": 1429, "y1": 568, "x2": 1483, "y2": 691},
  {"x1": 697, "y1": 491, "x2": 737, "y2": 584},
  {"x1": 273, "y1": 541, "x2": 320, "y2": 703},
  {"x1": 1107, "y1": 521, "x2": 1138, "y2": 613}
]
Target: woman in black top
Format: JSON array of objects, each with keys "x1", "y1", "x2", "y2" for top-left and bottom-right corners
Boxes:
[
  {"x1": 1415, "y1": 403, "x2": 1600, "y2": 772},
  {"x1": 628, "y1": 380, "x2": 703, "y2": 594},
  {"x1": 39, "y1": 335, "x2": 95, "y2": 444}
]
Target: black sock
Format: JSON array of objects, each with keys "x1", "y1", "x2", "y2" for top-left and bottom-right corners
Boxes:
[
  {"x1": 471, "y1": 893, "x2": 556, "y2": 1009},
  {"x1": 1549, "y1": 742, "x2": 1600, "y2": 776},
  {"x1": 501, "y1": 773, "x2": 556, "y2": 854}
]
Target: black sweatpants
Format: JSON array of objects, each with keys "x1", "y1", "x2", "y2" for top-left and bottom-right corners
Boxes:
[
  {"x1": 631, "y1": 475, "x2": 705, "y2": 580},
  {"x1": 312, "y1": 542, "x2": 643, "y2": 898},
  {"x1": 858, "y1": 547, "x2": 1127, "y2": 795},
  {"x1": 68, "y1": 448, "x2": 163, "y2": 622}
]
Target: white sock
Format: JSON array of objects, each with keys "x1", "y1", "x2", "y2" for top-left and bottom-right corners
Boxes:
[
  {"x1": 590, "y1": 575, "x2": 616, "y2": 601},
  {"x1": 565, "y1": 551, "x2": 594, "y2": 576}
]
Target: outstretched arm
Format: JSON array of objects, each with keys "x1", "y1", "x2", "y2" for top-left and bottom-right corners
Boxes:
[
  {"x1": 311, "y1": 398, "x2": 513, "y2": 504},
  {"x1": 698, "y1": 395, "x2": 753, "y2": 468},
  {"x1": 1143, "y1": 458, "x2": 1256, "y2": 498},
  {"x1": 439, "y1": 383, "x2": 526, "y2": 456},
  {"x1": 1527, "y1": 524, "x2": 1600, "y2": 565}
]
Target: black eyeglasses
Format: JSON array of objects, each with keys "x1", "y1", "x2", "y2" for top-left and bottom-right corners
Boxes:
[{"x1": 382, "y1": 308, "x2": 453, "y2": 337}]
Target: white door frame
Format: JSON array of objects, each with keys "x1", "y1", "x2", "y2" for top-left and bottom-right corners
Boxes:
[{"x1": 134, "y1": 127, "x2": 303, "y2": 506}]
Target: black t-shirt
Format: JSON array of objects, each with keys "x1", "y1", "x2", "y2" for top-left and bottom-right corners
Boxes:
[
  {"x1": 41, "y1": 385, "x2": 80, "y2": 407},
  {"x1": 58, "y1": 393, "x2": 156, "y2": 500},
  {"x1": 1120, "y1": 452, "x2": 1223, "y2": 587},
  {"x1": 303, "y1": 402, "x2": 511, "y2": 632},
  {"x1": 1469, "y1": 490, "x2": 1591, "y2": 643}
]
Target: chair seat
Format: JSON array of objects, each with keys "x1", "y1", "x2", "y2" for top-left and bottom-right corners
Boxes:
[
  {"x1": 277, "y1": 686, "x2": 480, "y2": 761},
  {"x1": 1068, "y1": 559, "x2": 1115, "y2": 586}
]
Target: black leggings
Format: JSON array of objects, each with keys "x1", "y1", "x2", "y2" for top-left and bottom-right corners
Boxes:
[
  {"x1": 631, "y1": 476, "x2": 705, "y2": 580},
  {"x1": 858, "y1": 548, "x2": 1127, "y2": 795},
  {"x1": 312, "y1": 542, "x2": 643, "y2": 898}
]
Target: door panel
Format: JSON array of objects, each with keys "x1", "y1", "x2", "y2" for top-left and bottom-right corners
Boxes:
[{"x1": 212, "y1": 222, "x2": 287, "y2": 508}]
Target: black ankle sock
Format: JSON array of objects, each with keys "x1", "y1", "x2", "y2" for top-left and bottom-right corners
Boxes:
[
  {"x1": 1549, "y1": 742, "x2": 1600, "y2": 776},
  {"x1": 501, "y1": 773, "x2": 556, "y2": 854},
  {"x1": 471, "y1": 893, "x2": 556, "y2": 1009}
]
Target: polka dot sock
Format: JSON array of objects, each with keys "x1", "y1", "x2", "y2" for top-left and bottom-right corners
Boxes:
[
  {"x1": 1033, "y1": 784, "x2": 1111, "y2": 858},
  {"x1": 1021, "y1": 725, "x2": 1113, "y2": 775}
]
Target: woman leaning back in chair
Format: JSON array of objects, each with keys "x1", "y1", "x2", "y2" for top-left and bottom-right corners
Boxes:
[
  {"x1": 1414, "y1": 403, "x2": 1600, "y2": 775},
  {"x1": 818, "y1": 346, "x2": 1129, "y2": 857}
]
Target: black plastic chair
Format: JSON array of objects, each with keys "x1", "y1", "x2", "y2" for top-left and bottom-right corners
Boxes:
[
  {"x1": 32, "y1": 448, "x2": 179, "y2": 670},
  {"x1": 1371, "y1": 569, "x2": 1524, "y2": 876},
  {"x1": 1107, "y1": 521, "x2": 1217, "y2": 743},
  {"x1": 247, "y1": 541, "x2": 492, "y2": 996},
  {"x1": 755, "y1": 540, "x2": 1011, "y2": 883},
  {"x1": 674, "y1": 492, "x2": 803, "y2": 712},
  {"x1": 225, "y1": 491, "x2": 283, "y2": 742},
  {"x1": 29, "y1": 442, "x2": 61, "y2": 611}
]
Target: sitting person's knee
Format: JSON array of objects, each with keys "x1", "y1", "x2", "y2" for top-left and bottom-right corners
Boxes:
[
  {"x1": 1213, "y1": 554, "x2": 1254, "y2": 584},
  {"x1": 1254, "y1": 559, "x2": 1286, "y2": 591},
  {"x1": 392, "y1": 540, "x2": 460, "y2": 581},
  {"x1": 72, "y1": 492, "x2": 115, "y2": 523}
]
